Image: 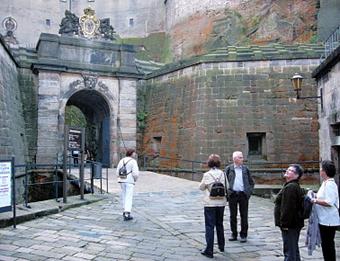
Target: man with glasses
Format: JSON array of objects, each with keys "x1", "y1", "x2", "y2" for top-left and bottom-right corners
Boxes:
[{"x1": 274, "y1": 164, "x2": 305, "y2": 261}]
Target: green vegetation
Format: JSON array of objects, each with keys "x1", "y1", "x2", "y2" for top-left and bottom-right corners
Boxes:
[
  {"x1": 122, "y1": 32, "x2": 172, "y2": 63},
  {"x1": 137, "y1": 87, "x2": 148, "y2": 131},
  {"x1": 137, "y1": 111, "x2": 148, "y2": 130},
  {"x1": 65, "y1": 105, "x2": 86, "y2": 127}
]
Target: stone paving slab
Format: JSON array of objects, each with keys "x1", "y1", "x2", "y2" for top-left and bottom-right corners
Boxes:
[
  {"x1": 0, "y1": 194, "x2": 105, "y2": 228},
  {"x1": 0, "y1": 170, "x2": 339, "y2": 260}
]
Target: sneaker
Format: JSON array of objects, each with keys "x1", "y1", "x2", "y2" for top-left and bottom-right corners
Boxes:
[
  {"x1": 228, "y1": 237, "x2": 237, "y2": 241},
  {"x1": 240, "y1": 237, "x2": 247, "y2": 243},
  {"x1": 200, "y1": 250, "x2": 213, "y2": 258}
]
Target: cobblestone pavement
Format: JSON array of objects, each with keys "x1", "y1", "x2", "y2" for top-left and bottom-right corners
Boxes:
[{"x1": 0, "y1": 170, "x2": 339, "y2": 260}]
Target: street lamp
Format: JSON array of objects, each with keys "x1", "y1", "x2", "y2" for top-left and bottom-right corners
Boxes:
[{"x1": 291, "y1": 73, "x2": 323, "y2": 109}]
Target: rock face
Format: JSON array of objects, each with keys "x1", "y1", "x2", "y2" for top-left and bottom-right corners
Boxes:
[
  {"x1": 2, "y1": 0, "x2": 339, "y2": 62},
  {"x1": 167, "y1": 0, "x2": 320, "y2": 60}
]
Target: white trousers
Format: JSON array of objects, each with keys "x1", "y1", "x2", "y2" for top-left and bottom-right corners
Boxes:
[{"x1": 120, "y1": 183, "x2": 134, "y2": 213}]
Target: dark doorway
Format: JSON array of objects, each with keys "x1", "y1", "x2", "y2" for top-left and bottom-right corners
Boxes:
[{"x1": 66, "y1": 90, "x2": 111, "y2": 167}]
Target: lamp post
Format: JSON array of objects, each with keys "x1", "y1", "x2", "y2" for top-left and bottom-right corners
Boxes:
[{"x1": 291, "y1": 73, "x2": 323, "y2": 110}]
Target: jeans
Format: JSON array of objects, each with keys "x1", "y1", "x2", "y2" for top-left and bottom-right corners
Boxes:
[
  {"x1": 281, "y1": 228, "x2": 301, "y2": 261},
  {"x1": 120, "y1": 183, "x2": 134, "y2": 212},
  {"x1": 319, "y1": 224, "x2": 337, "y2": 261},
  {"x1": 204, "y1": 206, "x2": 225, "y2": 255},
  {"x1": 228, "y1": 191, "x2": 249, "y2": 238}
]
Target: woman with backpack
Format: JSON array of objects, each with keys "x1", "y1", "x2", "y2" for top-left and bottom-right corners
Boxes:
[
  {"x1": 199, "y1": 154, "x2": 228, "y2": 258},
  {"x1": 116, "y1": 148, "x2": 139, "y2": 221},
  {"x1": 310, "y1": 160, "x2": 340, "y2": 261}
]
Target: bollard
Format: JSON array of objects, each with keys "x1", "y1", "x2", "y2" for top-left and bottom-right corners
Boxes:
[
  {"x1": 91, "y1": 163, "x2": 94, "y2": 194},
  {"x1": 106, "y1": 167, "x2": 108, "y2": 193},
  {"x1": 24, "y1": 164, "x2": 29, "y2": 208}
]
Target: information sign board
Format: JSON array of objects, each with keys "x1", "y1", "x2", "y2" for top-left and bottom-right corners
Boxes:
[
  {"x1": 0, "y1": 160, "x2": 12, "y2": 212},
  {"x1": 68, "y1": 128, "x2": 82, "y2": 150}
]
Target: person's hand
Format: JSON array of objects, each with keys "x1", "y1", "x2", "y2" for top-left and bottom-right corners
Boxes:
[{"x1": 307, "y1": 190, "x2": 315, "y2": 200}]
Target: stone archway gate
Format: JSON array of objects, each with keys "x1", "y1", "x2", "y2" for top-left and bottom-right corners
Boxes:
[{"x1": 32, "y1": 33, "x2": 142, "y2": 166}]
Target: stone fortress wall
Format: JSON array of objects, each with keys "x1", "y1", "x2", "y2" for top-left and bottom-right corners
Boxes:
[
  {"x1": 0, "y1": 37, "x2": 27, "y2": 164},
  {"x1": 139, "y1": 45, "x2": 322, "y2": 174},
  {"x1": 0, "y1": 0, "x2": 340, "y2": 170}
]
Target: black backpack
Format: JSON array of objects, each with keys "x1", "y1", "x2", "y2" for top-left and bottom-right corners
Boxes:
[
  {"x1": 302, "y1": 195, "x2": 313, "y2": 219},
  {"x1": 209, "y1": 172, "x2": 226, "y2": 199},
  {"x1": 118, "y1": 159, "x2": 132, "y2": 178}
]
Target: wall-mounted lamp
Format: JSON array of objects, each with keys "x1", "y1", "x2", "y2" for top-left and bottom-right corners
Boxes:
[{"x1": 291, "y1": 73, "x2": 323, "y2": 109}]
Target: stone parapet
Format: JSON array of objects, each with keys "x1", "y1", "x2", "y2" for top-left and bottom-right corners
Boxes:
[
  {"x1": 145, "y1": 44, "x2": 324, "y2": 78},
  {"x1": 31, "y1": 33, "x2": 143, "y2": 78}
]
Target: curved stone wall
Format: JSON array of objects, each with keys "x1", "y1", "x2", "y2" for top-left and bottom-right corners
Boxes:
[{"x1": 139, "y1": 44, "x2": 322, "y2": 168}]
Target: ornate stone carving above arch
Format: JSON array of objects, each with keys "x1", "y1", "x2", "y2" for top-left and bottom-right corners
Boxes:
[
  {"x1": 82, "y1": 74, "x2": 98, "y2": 89},
  {"x1": 98, "y1": 81, "x2": 109, "y2": 92},
  {"x1": 69, "y1": 79, "x2": 83, "y2": 89}
]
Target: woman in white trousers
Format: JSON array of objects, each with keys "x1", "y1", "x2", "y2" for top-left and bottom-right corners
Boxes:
[{"x1": 116, "y1": 148, "x2": 139, "y2": 221}]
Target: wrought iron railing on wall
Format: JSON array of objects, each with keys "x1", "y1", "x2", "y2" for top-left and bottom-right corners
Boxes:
[
  {"x1": 140, "y1": 154, "x2": 320, "y2": 182},
  {"x1": 14, "y1": 155, "x2": 109, "y2": 209},
  {"x1": 321, "y1": 24, "x2": 340, "y2": 61}
]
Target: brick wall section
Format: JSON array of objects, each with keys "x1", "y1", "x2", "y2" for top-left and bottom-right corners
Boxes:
[
  {"x1": 140, "y1": 56, "x2": 321, "y2": 168},
  {"x1": 0, "y1": 39, "x2": 27, "y2": 164}
]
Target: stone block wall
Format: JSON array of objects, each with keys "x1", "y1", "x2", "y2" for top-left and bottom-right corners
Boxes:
[
  {"x1": 119, "y1": 79, "x2": 137, "y2": 153},
  {"x1": 165, "y1": 0, "x2": 228, "y2": 30},
  {"x1": 313, "y1": 46, "x2": 340, "y2": 161},
  {"x1": 0, "y1": 0, "x2": 165, "y2": 48},
  {"x1": 18, "y1": 68, "x2": 38, "y2": 162},
  {"x1": 139, "y1": 49, "x2": 321, "y2": 169},
  {"x1": 0, "y1": 38, "x2": 27, "y2": 165}
]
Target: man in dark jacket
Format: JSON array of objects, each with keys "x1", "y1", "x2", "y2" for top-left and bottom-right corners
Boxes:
[
  {"x1": 274, "y1": 164, "x2": 304, "y2": 261},
  {"x1": 225, "y1": 151, "x2": 255, "y2": 243}
]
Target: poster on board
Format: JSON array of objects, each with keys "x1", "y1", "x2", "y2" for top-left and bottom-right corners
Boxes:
[
  {"x1": 0, "y1": 160, "x2": 12, "y2": 212},
  {"x1": 68, "y1": 128, "x2": 82, "y2": 151}
]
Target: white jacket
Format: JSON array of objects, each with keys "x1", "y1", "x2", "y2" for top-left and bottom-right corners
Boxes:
[
  {"x1": 199, "y1": 168, "x2": 228, "y2": 207},
  {"x1": 116, "y1": 156, "x2": 139, "y2": 184}
]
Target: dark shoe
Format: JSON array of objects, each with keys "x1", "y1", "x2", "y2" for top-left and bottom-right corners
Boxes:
[
  {"x1": 218, "y1": 247, "x2": 224, "y2": 252},
  {"x1": 123, "y1": 213, "x2": 133, "y2": 221},
  {"x1": 201, "y1": 251, "x2": 213, "y2": 258},
  {"x1": 240, "y1": 237, "x2": 247, "y2": 243},
  {"x1": 228, "y1": 237, "x2": 237, "y2": 241}
]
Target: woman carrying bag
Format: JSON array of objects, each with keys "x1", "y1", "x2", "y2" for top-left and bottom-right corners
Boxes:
[{"x1": 199, "y1": 154, "x2": 228, "y2": 258}]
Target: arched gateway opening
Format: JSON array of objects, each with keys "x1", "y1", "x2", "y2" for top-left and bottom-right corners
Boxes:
[{"x1": 66, "y1": 89, "x2": 111, "y2": 166}]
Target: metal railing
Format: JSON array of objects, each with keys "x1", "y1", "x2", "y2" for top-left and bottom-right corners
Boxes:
[
  {"x1": 15, "y1": 155, "x2": 109, "y2": 209},
  {"x1": 321, "y1": 24, "x2": 340, "y2": 61},
  {"x1": 140, "y1": 154, "x2": 320, "y2": 182}
]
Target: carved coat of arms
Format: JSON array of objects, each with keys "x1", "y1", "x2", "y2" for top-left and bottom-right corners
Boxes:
[{"x1": 79, "y1": 7, "x2": 100, "y2": 39}]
